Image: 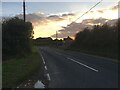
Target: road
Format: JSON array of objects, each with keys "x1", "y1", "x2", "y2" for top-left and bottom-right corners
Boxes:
[{"x1": 38, "y1": 46, "x2": 118, "y2": 88}]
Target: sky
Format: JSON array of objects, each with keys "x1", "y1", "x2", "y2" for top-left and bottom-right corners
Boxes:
[{"x1": 2, "y1": 0, "x2": 120, "y2": 39}]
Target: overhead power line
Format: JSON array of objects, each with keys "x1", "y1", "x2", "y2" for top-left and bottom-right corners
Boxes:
[{"x1": 67, "y1": 0, "x2": 103, "y2": 27}]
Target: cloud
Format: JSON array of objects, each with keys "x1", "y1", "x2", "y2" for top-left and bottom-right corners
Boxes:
[
  {"x1": 16, "y1": 11, "x2": 75, "y2": 25},
  {"x1": 16, "y1": 11, "x2": 76, "y2": 38},
  {"x1": 47, "y1": 15, "x2": 64, "y2": 21},
  {"x1": 82, "y1": 18, "x2": 108, "y2": 25},
  {"x1": 15, "y1": 4, "x2": 118, "y2": 39},
  {"x1": 51, "y1": 18, "x2": 117, "y2": 39},
  {"x1": 16, "y1": 12, "x2": 46, "y2": 23},
  {"x1": 107, "y1": 19, "x2": 117, "y2": 26},
  {"x1": 89, "y1": 10, "x2": 104, "y2": 14},
  {"x1": 62, "y1": 13, "x2": 75, "y2": 17},
  {"x1": 97, "y1": 10, "x2": 104, "y2": 13},
  {"x1": 111, "y1": 5, "x2": 120, "y2": 10},
  {"x1": 51, "y1": 21, "x2": 91, "y2": 38},
  {"x1": 33, "y1": 12, "x2": 45, "y2": 16},
  {"x1": 89, "y1": 4, "x2": 119, "y2": 18}
]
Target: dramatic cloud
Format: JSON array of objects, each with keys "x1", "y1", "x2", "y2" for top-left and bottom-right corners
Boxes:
[
  {"x1": 97, "y1": 10, "x2": 104, "y2": 13},
  {"x1": 51, "y1": 18, "x2": 117, "y2": 39},
  {"x1": 88, "y1": 4, "x2": 119, "y2": 19},
  {"x1": 51, "y1": 22, "x2": 91, "y2": 39},
  {"x1": 16, "y1": 11, "x2": 76, "y2": 38},
  {"x1": 82, "y1": 18, "x2": 108, "y2": 25},
  {"x1": 47, "y1": 15, "x2": 64, "y2": 21},
  {"x1": 106, "y1": 19, "x2": 117, "y2": 26},
  {"x1": 16, "y1": 12, "x2": 46, "y2": 23},
  {"x1": 15, "y1": 4, "x2": 119, "y2": 39},
  {"x1": 111, "y1": 5, "x2": 120, "y2": 10}
]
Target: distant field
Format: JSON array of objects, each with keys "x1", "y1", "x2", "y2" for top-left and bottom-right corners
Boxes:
[{"x1": 2, "y1": 46, "x2": 42, "y2": 88}]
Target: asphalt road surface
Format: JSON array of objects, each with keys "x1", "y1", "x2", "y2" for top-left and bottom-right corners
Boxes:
[{"x1": 38, "y1": 46, "x2": 118, "y2": 88}]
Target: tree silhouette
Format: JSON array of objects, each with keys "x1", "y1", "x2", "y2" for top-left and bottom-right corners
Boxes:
[
  {"x1": 71, "y1": 19, "x2": 118, "y2": 58},
  {"x1": 2, "y1": 17, "x2": 34, "y2": 60}
]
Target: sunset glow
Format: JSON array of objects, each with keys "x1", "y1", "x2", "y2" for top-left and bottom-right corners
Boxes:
[
  {"x1": 2, "y1": 1, "x2": 119, "y2": 39},
  {"x1": 32, "y1": 5, "x2": 119, "y2": 39}
]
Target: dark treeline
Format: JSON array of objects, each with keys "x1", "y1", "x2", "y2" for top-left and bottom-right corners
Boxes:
[
  {"x1": 2, "y1": 17, "x2": 34, "y2": 60},
  {"x1": 70, "y1": 19, "x2": 119, "y2": 59}
]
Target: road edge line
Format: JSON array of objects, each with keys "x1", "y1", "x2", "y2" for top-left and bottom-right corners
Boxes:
[
  {"x1": 46, "y1": 73, "x2": 51, "y2": 81},
  {"x1": 67, "y1": 57, "x2": 99, "y2": 72}
]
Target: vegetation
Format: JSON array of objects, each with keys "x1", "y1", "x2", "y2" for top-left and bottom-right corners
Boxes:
[
  {"x1": 2, "y1": 17, "x2": 42, "y2": 88},
  {"x1": 70, "y1": 19, "x2": 119, "y2": 59},
  {"x1": 2, "y1": 46, "x2": 42, "y2": 88},
  {"x1": 2, "y1": 17, "x2": 34, "y2": 60}
]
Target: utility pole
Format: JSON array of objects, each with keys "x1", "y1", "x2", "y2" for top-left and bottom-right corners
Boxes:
[
  {"x1": 56, "y1": 31, "x2": 58, "y2": 47},
  {"x1": 56, "y1": 31, "x2": 58, "y2": 40},
  {"x1": 23, "y1": 0, "x2": 26, "y2": 22}
]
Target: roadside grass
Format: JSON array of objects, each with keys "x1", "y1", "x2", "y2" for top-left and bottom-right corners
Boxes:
[{"x1": 2, "y1": 46, "x2": 42, "y2": 88}]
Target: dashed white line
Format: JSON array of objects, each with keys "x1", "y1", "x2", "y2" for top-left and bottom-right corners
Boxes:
[
  {"x1": 67, "y1": 57, "x2": 99, "y2": 72},
  {"x1": 39, "y1": 50, "x2": 51, "y2": 81},
  {"x1": 44, "y1": 66, "x2": 47, "y2": 70},
  {"x1": 46, "y1": 73, "x2": 51, "y2": 81},
  {"x1": 40, "y1": 52, "x2": 45, "y2": 64}
]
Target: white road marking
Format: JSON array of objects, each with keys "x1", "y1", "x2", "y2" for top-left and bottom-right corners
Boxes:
[
  {"x1": 45, "y1": 66, "x2": 47, "y2": 70},
  {"x1": 46, "y1": 73, "x2": 51, "y2": 81},
  {"x1": 34, "y1": 80, "x2": 45, "y2": 88},
  {"x1": 40, "y1": 52, "x2": 45, "y2": 64},
  {"x1": 39, "y1": 50, "x2": 51, "y2": 81},
  {"x1": 67, "y1": 57, "x2": 99, "y2": 72}
]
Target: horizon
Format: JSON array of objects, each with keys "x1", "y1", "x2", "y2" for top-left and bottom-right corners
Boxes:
[{"x1": 2, "y1": 1, "x2": 119, "y2": 39}]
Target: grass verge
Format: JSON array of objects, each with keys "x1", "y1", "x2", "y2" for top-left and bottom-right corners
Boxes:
[{"x1": 2, "y1": 46, "x2": 42, "y2": 88}]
